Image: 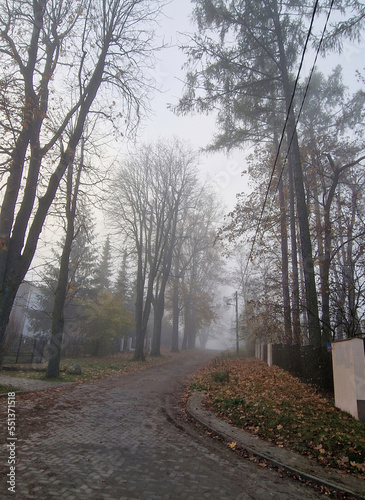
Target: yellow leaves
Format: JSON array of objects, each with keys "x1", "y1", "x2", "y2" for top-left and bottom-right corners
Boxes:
[{"x1": 228, "y1": 442, "x2": 237, "y2": 449}]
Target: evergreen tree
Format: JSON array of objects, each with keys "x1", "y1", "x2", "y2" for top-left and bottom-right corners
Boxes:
[
  {"x1": 175, "y1": 0, "x2": 332, "y2": 344},
  {"x1": 115, "y1": 249, "x2": 132, "y2": 302},
  {"x1": 93, "y1": 236, "x2": 113, "y2": 292}
]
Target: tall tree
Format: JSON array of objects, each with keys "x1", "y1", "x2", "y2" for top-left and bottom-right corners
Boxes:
[
  {"x1": 175, "y1": 0, "x2": 345, "y2": 344},
  {"x1": 299, "y1": 69, "x2": 365, "y2": 341},
  {"x1": 47, "y1": 141, "x2": 85, "y2": 377},
  {"x1": 179, "y1": 190, "x2": 224, "y2": 350},
  {"x1": 0, "y1": 0, "x2": 162, "y2": 361},
  {"x1": 150, "y1": 144, "x2": 197, "y2": 356},
  {"x1": 108, "y1": 139, "x2": 198, "y2": 361}
]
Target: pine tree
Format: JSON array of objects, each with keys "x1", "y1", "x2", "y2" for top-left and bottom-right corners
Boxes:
[
  {"x1": 115, "y1": 249, "x2": 131, "y2": 301},
  {"x1": 93, "y1": 236, "x2": 113, "y2": 292}
]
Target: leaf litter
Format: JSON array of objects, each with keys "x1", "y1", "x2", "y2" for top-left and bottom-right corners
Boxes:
[{"x1": 188, "y1": 357, "x2": 365, "y2": 477}]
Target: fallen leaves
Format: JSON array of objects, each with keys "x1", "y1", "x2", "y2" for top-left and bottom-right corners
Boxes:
[{"x1": 189, "y1": 357, "x2": 365, "y2": 477}]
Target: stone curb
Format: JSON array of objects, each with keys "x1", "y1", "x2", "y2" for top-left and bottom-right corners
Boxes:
[
  {"x1": 187, "y1": 392, "x2": 365, "y2": 500},
  {"x1": 0, "y1": 390, "x2": 28, "y2": 398}
]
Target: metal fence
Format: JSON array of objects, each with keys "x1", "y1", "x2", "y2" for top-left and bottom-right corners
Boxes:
[
  {"x1": 2, "y1": 334, "x2": 138, "y2": 364},
  {"x1": 256, "y1": 342, "x2": 334, "y2": 394},
  {"x1": 272, "y1": 343, "x2": 334, "y2": 393},
  {"x1": 3, "y1": 335, "x2": 47, "y2": 364}
]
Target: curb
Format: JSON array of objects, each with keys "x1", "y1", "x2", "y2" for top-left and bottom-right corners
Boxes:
[
  {"x1": 187, "y1": 392, "x2": 365, "y2": 500},
  {"x1": 0, "y1": 390, "x2": 28, "y2": 399}
]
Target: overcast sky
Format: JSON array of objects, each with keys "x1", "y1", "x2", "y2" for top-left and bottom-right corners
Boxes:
[
  {"x1": 136, "y1": 0, "x2": 365, "y2": 215},
  {"x1": 137, "y1": 0, "x2": 248, "y2": 214}
]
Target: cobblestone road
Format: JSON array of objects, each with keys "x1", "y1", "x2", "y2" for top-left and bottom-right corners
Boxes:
[{"x1": 1, "y1": 351, "x2": 327, "y2": 499}]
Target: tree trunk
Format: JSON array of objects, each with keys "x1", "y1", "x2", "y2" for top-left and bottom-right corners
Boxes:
[
  {"x1": 171, "y1": 278, "x2": 180, "y2": 352},
  {"x1": 278, "y1": 169, "x2": 292, "y2": 342},
  {"x1": 47, "y1": 152, "x2": 83, "y2": 378},
  {"x1": 187, "y1": 305, "x2": 196, "y2": 349},
  {"x1": 272, "y1": 0, "x2": 321, "y2": 345},
  {"x1": 346, "y1": 189, "x2": 361, "y2": 337},
  {"x1": 151, "y1": 293, "x2": 165, "y2": 357},
  {"x1": 0, "y1": 28, "x2": 112, "y2": 361},
  {"x1": 288, "y1": 160, "x2": 301, "y2": 344},
  {"x1": 182, "y1": 295, "x2": 190, "y2": 350},
  {"x1": 171, "y1": 253, "x2": 180, "y2": 352}
]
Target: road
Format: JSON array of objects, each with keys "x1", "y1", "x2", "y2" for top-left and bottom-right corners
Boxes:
[{"x1": 0, "y1": 350, "x2": 327, "y2": 499}]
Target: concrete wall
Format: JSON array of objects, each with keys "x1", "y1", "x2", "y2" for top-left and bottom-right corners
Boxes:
[{"x1": 332, "y1": 338, "x2": 365, "y2": 421}]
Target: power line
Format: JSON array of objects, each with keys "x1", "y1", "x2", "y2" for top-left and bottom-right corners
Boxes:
[
  {"x1": 242, "y1": 0, "x2": 332, "y2": 280},
  {"x1": 272, "y1": 0, "x2": 336, "y2": 197}
]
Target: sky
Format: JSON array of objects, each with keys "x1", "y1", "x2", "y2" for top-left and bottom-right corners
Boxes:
[
  {"x1": 134, "y1": 0, "x2": 365, "y2": 216},
  {"x1": 136, "y1": 0, "x2": 248, "y2": 214}
]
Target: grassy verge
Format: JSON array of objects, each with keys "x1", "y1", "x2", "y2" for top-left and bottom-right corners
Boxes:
[
  {"x1": 0, "y1": 384, "x2": 23, "y2": 394},
  {"x1": 189, "y1": 356, "x2": 365, "y2": 477},
  {"x1": 1, "y1": 350, "x2": 174, "y2": 383}
]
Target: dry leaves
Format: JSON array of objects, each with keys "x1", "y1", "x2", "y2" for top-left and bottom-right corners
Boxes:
[{"x1": 189, "y1": 357, "x2": 365, "y2": 477}]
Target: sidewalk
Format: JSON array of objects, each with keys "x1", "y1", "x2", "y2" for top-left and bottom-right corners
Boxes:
[
  {"x1": 187, "y1": 392, "x2": 365, "y2": 500},
  {"x1": 0, "y1": 374, "x2": 72, "y2": 395}
]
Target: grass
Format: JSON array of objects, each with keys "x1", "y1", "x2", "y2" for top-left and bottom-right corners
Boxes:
[
  {"x1": 188, "y1": 356, "x2": 365, "y2": 477},
  {"x1": 0, "y1": 384, "x2": 23, "y2": 394},
  {"x1": 1, "y1": 351, "x2": 174, "y2": 383}
]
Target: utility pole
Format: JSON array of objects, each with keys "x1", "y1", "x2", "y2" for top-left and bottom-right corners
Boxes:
[
  {"x1": 226, "y1": 292, "x2": 240, "y2": 356},
  {"x1": 235, "y1": 290, "x2": 239, "y2": 356}
]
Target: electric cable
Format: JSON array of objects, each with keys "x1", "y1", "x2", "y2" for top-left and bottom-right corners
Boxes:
[
  {"x1": 272, "y1": 0, "x2": 336, "y2": 197},
  {"x1": 242, "y1": 0, "x2": 332, "y2": 280}
]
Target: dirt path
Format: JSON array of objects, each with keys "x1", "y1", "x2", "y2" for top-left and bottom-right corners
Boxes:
[{"x1": 0, "y1": 350, "x2": 327, "y2": 499}]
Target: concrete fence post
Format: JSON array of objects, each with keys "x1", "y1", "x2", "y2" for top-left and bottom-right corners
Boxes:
[
  {"x1": 332, "y1": 338, "x2": 365, "y2": 421},
  {"x1": 267, "y1": 343, "x2": 273, "y2": 367}
]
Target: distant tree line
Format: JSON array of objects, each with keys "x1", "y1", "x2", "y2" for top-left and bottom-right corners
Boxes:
[{"x1": 107, "y1": 139, "x2": 224, "y2": 361}]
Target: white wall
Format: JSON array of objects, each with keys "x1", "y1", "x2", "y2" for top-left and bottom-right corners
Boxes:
[{"x1": 332, "y1": 338, "x2": 365, "y2": 420}]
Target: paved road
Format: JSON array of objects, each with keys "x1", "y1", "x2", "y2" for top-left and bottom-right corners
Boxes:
[{"x1": 1, "y1": 350, "x2": 327, "y2": 499}]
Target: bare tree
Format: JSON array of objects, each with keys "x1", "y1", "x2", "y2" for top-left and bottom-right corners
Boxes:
[
  {"x1": 108, "y1": 139, "x2": 198, "y2": 361},
  {"x1": 150, "y1": 144, "x2": 197, "y2": 357},
  {"x1": 0, "y1": 0, "x2": 162, "y2": 360},
  {"x1": 179, "y1": 190, "x2": 224, "y2": 350}
]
